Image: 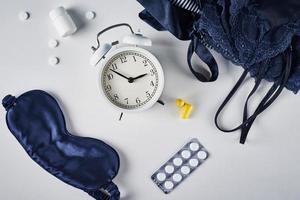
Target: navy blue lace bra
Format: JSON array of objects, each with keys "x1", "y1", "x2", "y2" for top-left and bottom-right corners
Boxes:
[{"x1": 138, "y1": 0, "x2": 300, "y2": 143}]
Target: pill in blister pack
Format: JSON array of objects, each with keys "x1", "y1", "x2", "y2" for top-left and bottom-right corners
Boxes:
[{"x1": 151, "y1": 138, "x2": 209, "y2": 194}]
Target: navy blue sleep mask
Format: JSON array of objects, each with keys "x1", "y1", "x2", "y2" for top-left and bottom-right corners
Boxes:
[{"x1": 2, "y1": 90, "x2": 120, "y2": 200}]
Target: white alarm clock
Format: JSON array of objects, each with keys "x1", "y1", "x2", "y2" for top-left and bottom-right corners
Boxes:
[{"x1": 90, "y1": 23, "x2": 164, "y2": 112}]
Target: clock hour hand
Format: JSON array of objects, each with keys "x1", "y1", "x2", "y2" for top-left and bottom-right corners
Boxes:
[
  {"x1": 132, "y1": 73, "x2": 148, "y2": 81},
  {"x1": 110, "y1": 69, "x2": 130, "y2": 81}
]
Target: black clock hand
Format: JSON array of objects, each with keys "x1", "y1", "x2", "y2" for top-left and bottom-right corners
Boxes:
[
  {"x1": 132, "y1": 73, "x2": 148, "y2": 81},
  {"x1": 110, "y1": 69, "x2": 130, "y2": 81},
  {"x1": 110, "y1": 69, "x2": 148, "y2": 83}
]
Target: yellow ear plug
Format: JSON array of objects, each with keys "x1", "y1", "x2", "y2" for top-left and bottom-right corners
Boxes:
[{"x1": 176, "y1": 99, "x2": 193, "y2": 119}]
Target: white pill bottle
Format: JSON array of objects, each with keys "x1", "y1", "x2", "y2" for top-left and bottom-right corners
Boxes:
[{"x1": 49, "y1": 7, "x2": 77, "y2": 37}]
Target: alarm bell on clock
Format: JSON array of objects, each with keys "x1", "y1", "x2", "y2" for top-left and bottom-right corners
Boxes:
[{"x1": 90, "y1": 23, "x2": 165, "y2": 114}]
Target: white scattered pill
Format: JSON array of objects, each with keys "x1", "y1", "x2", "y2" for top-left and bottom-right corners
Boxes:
[
  {"x1": 19, "y1": 11, "x2": 30, "y2": 21},
  {"x1": 48, "y1": 56, "x2": 60, "y2": 66},
  {"x1": 181, "y1": 150, "x2": 191, "y2": 159},
  {"x1": 48, "y1": 39, "x2": 59, "y2": 48},
  {"x1": 181, "y1": 166, "x2": 191, "y2": 175},
  {"x1": 156, "y1": 173, "x2": 166, "y2": 182},
  {"x1": 173, "y1": 157, "x2": 183, "y2": 166},
  {"x1": 172, "y1": 173, "x2": 182, "y2": 182},
  {"x1": 165, "y1": 165, "x2": 175, "y2": 174},
  {"x1": 189, "y1": 142, "x2": 200, "y2": 151},
  {"x1": 164, "y1": 181, "x2": 174, "y2": 190},
  {"x1": 189, "y1": 159, "x2": 199, "y2": 167},
  {"x1": 85, "y1": 11, "x2": 96, "y2": 20},
  {"x1": 197, "y1": 150, "x2": 208, "y2": 160}
]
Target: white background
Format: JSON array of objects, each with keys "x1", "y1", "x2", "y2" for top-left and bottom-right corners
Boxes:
[{"x1": 0, "y1": 0, "x2": 300, "y2": 200}]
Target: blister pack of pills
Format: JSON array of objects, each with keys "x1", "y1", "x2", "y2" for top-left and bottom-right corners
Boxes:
[{"x1": 151, "y1": 138, "x2": 209, "y2": 194}]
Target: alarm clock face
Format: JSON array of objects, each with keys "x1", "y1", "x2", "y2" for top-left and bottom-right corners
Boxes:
[{"x1": 100, "y1": 46, "x2": 164, "y2": 111}]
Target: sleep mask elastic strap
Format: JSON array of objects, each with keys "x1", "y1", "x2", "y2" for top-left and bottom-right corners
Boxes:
[
  {"x1": 2, "y1": 94, "x2": 16, "y2": 111},
  {"x1": 86, "y1": 182, "x2": 120, "y2": 200}
]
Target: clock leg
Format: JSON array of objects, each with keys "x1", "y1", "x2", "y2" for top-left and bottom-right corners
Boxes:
[
  {"x1": 119, "y1": 112, "x2": 124, "y2": 121},
  {"x1": 157, "y1": 100, "x2": 165, "y2": 106}
]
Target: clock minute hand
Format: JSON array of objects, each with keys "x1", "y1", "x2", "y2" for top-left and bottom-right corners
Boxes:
[{"x1": 110, "y1": 69, "x2": 130, "y2": 80}]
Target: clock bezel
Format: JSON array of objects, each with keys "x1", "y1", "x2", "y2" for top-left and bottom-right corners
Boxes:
[{"x1": 98, "y1": 46, "x2": 164, "y2": 112}]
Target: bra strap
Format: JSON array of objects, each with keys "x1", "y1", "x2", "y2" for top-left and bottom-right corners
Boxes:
[
  {"x1": 214, "y1": 69, "x2": 249, "y2": 132},
  {"x1": 214, "y1": 46, "x2": 293, "y2": 143},
  {"x1": 187, "y1": 34, "x2": 219, "y2": 82},
  {"x1": 239, "y1": 46, "x2": 292, "y2": 143}
]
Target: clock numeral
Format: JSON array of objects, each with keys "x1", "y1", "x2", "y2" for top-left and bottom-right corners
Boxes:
[
  {"x1": 124, "y1": 98, "x2": 129, "y2": 104},
  {"x1": 120, "y1": 56, "x2": 127, "y2": 63},
  {"x1": 143, "y1": 60, "x2": 148, "y2": 66},
  {"x1": 150, "y1": 69, "x2": 155, "y2": 76},
  {"x1": 150, "y1": 81, "x2": 155, "y2": 87},
  {"x1": 146, "y1": 91, "x2": 151, "y2": 98},
  {"x1": 111, "y1": 63, "x2": 118, "y2": 70},
  {"x1": 136, "y1": 97, "x2": 141, "y2": 104},
  {"x1": 114, "y1": 94, "x2": 119, "y2": 100},
  {"x1": 105, "y1": 85, "x2": 112, "y2": 91},
  {"x1": 133, "y1": 56, "x2": 137, "y2": 62},
  {"x1": 107, "y1": 74, "x2": 114, "y2": 80}
]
